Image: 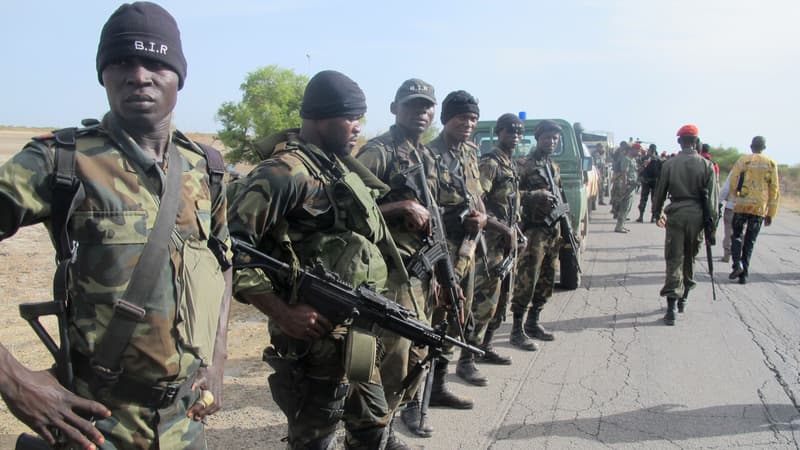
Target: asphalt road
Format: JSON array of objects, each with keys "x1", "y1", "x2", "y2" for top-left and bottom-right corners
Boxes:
[{"x1": 398, "y1": 204, "x2": 800, "y2": 449}]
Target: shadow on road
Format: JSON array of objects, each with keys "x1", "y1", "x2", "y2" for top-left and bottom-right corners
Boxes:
[
  {"x1": 492, "y1": 403, "x2": 800, "y2": 444},
  {"x1": 543, "y1": 310, "x2": 664, "y2": 332}
]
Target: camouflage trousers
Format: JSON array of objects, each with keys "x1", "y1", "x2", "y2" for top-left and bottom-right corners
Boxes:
[
  {"x1": 432, "y1": 242, "x2": 476, "y2": 362},
  {"x1": 511, "y1": 226, "x2": 560, "y2": 315},
  {"x1": 470, "y1": 233, "x2": 511, "y2": 346},
  {"x1": 659, "y1": 209, "x2": 703, "y2": 299},
  {"x1": 264, "y1": 331, "x2": 389, "y2": 449},
  {"x1": 376, "y1": 275, "x2": 431, "y2": 412},
  {"x1": 616, "y1": 185, "x2": 635, "y2": 228},
  {"x1": 610, "y1": 175, "x2": 623, "y2": 213},
  {"x1": 72, "y1": 371, "x2": 206, "y2": 449}
]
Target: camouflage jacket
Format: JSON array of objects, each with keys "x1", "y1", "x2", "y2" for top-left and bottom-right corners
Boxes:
[
  {"x1": 355, "y1": 125, "x2": 440, "y2": 263},
  {"x1": 479, "y1": 145, "x2": 520, "y2": 226},
  {"x1": 426, "y1": 134, "x2": 484, "y2": 243},
  {"x1": 229, "y1": 131, "x2": 393, "y2": 332},
  {"x1": 0, "y1": 113, "x2": 230, "y2": 384},
  {"x1": 517, "y1": 148, "x2": 563, "y2": 228}
]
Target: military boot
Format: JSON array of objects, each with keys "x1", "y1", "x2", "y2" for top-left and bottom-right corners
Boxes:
[
  {"x1": 455, "y1": 349, "x2": 488, "y2": 386},
  {"x1": 400, "y1": 389, "x2": 433, "y2": 438},
  {"x1": 677, "y1": 291, "x2": 688, "y2": 313},
  {"x1": 385, "y1": 415, "x2": 412, "y2": 450},
  {"x1": 345, "y1": 426, "x2": 388, "y2": 450},
  {"x1": 524, "y1": 308, "x2": 555, "y2": 341},
  {"x1": 510, "y1": 312, "x2": 538, "y2": 351},
  {"x1": 635, "y1": 210, "x2": 644, "y2": 223},
  {"x1": 477, "y1": 328, "x2": 512, "y2": 365},
  {"x1": 428, "y1": 360, "x2": 474, "y2": 409},
  {"x1": 664, "y1": 298, "x2": 677, "y2": 326}
]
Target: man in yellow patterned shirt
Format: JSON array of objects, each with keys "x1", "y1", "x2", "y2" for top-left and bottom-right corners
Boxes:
[{"x1": 727, "y1": 136, "x2": 780, "y2": 284}]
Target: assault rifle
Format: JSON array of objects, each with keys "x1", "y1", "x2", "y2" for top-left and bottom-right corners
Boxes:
[
  {"x1": 701, "y1": 188, "x2": 718, "y2": 301},
  {"x1": 15, "y1": 292, "x2": 75, "y2": 449},
  {"x1": 543, "y1": 162, "x2": 581, "y2": 273},
  {"x1": 401, "y1": 163, "x2": 468, "y2": 342},
  {"x1": 231, "y1": 238, "x2": 483, "y2": 357}
]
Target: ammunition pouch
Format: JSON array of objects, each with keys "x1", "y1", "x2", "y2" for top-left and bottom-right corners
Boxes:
[
  {"x1": 344, "y1": 329, "x2": 377, "y2": 383},
  {"x1": 543, "y1": 203, "x2": 570, "y2": 227}
]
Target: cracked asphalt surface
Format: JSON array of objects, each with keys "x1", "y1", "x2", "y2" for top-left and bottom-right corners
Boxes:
[{"x1": 398, "y1": 206, "x2": 800, "y2": 449}]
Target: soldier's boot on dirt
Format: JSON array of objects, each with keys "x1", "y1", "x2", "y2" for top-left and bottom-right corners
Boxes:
[
  {"x1": 429, "y1": 360, "x2": 474, "y2": 409},
  {"x1": 510, "y1": 312, "x2": 538, "y2": 351},
  {"x1": 455, "y1": 349, "x2": 488, "y2": 386},
  {"x1": 635, "y1": 210, "x2": 644, "y2": 223},
  {"x1": 346, "y1": 425, "x2": 388, "y2": 450},
  {"x1": 385, "y1": 415, "x2": 413, "y2": 450},
  {"x1": 524, "y1": 308, "x2": 555, "y2": 341},
  {"x1": 664, "y1": 298, "x2": 678, "y2": 326},
  {"x1": 400, "y1": 389, "x2": 434, "y2": 438},
  {"x1": 477, "y1": 328, "x2": 512, "y2": 365}
]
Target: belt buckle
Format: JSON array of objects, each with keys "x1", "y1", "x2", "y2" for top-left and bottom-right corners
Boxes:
[{"x1": 159, "y1": 384, "x2": 181, "y2": 409}]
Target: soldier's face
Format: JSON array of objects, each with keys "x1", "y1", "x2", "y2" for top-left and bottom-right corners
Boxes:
[
  {"x1": 319, "y1": 115, "x2": 363, "y2": 156},
  {"x1": 536, "y1": 130, "x2": 560, "y2": 155},
  {"x1": 393, "y1": 98, "x2": 435, "y2": 136},
  {"x1": 444, "y1": 112, "x2": 478, "y2": 144},
  {"x1": 102, "y1": 56, "x2": 179, "y2": 129},
  {"x1": 497, "y1": 126, "x2": 522, "y2": 151}
]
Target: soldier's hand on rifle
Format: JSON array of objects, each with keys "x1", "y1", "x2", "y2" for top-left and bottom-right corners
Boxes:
[
  {"x1": 432, "y1": 282, "x2": 466, "y2": 325},
  {"x1": 402, "y1": 200, "x2": 430, "y2": 234},
  {"x1": 501, "y1": 225, "x2": 516, "y2": 253},
  {"x1": 463, "y1": 209, "x2": 487, "y2": 234},
  {"x1": 0, "y1": 350, "x2": 110, "y2": 450},
  {"x1": 276, "y1": 304, "x2": 333, "y2": 341},
  {"x1": 188, "y1": 365, "x2": 224, "y2": 421}
]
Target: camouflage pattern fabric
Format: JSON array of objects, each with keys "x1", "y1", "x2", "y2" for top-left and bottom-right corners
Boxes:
[
  {"x1": 228, "y1": 131, "x2": 390, "y2": 447},
  {"x1": 512, "y1": 149, "x2": 562, "y2": 314},
  {"x1": 616, "y1": 154, "x2": 639, "y2": 228},
  {"x1": 355, "y1": 126, "x2": 438, "y2": 411},
  {"x1": 471, "y1": 146, "x2": 519, "y2": 345},
  {"x1": 426, "y1": 134, "x2": 485, "y2": 358},
  {"x1": 652, "y1": 149, "x2": 718, "y2": 298},
  {"x1": 0, "y1": 112, "x2": 230, "y2": 449}
]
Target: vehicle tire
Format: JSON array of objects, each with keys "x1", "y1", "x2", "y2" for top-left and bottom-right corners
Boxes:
[{"x1": 559, "y1": 247, "x2": 580, "y2": 290}]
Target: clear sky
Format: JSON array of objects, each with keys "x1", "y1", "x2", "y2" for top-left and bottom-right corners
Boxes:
[{"x1": 2, "y1": 0, "x2": 799, "y2": 164}]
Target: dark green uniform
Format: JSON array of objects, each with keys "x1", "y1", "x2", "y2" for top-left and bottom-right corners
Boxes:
[
  {"x1": 652, "y1": 147, "x2": 718, "y2": 300},
  {"x1": 426, "y1": 134, "x2": 485, "y2": 353},
  {"x1": 229, "y1": 131, "x2": 393, "y2": 448},
  {"x1": 471, "y1": 145, "x2": 519, "y2": 345},
  {"x1": 615, "y1": 153, "x2": 639, "y2": 231},
  {"x1": 0, "y1": 113, "x2": 230, "y2": 449},
  {"x1": 513, "y1": 149, "x2": 562, "y2": 317},
  {"x1": 355, "y1": 125, "x2": 439, "y2": 411}
]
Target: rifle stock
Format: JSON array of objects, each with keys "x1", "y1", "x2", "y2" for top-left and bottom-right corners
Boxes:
[{"x1": 231, "y1": 238, "x2": 483, "y2": 357}]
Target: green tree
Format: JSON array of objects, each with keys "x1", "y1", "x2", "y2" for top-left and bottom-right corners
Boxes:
[{"x1": 216, "y1": 65, "x2": 308, "y2": 163}]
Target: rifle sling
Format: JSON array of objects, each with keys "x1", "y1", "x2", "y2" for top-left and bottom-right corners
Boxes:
[{"x1": 91, "y1": 144, "x2": 184, "y2": 382}]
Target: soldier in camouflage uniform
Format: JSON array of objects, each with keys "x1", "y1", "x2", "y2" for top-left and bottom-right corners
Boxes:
[
  {"x1": 229, "y1": 71, "x2": 397, "y2": 449},
  {"x1": 469, "y1": 113, "x2": 524, "y2": 368},
  {"x1": 610, "y1": 141, "x2": 629, "y2": 217},
  {"x1": 653, "y1": 125, "x2": 718, "y2": 325},
  {"x1": 426, "y1": 91, "x2": 497, "y2": 404},
  {"x1": 510, "y1": 120, "x2": 565, "y2": 351},
  {"x1": 0, "y1": 3, "x2": 232, "y2": 449},
  {"x1": 615, "y1": 144, "x2": 640, "y2": 233},
  {"x1": 355, "y1": 78, "x2": 441, "y2": 442}
]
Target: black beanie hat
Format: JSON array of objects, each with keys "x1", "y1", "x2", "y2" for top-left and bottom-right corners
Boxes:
[
  {"x1": 96, "y1": 2, "x2": 187, "y2": 89},
  {"x1": 441, "y1": 90, "x2": 480, "y2": 125},
  {"x1": 495, "y1": 113, "x2": 523, "y2": 135},
  {"x1": 533, "y1": 120, "x2": 562, "y2": 138},
  {"x1": 300, "y1": 70, "x2": 367, "y2": 120}
]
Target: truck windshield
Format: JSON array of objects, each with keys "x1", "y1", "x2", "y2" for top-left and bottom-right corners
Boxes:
[{"x1": 473, "y1": 131, "x2": 564, "y2": 159}]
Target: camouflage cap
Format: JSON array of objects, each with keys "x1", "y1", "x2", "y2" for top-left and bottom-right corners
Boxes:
[{"x1": 395, "y1": 78, "x2": 436, "y2": 104}]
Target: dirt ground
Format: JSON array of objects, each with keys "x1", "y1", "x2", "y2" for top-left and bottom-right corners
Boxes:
[{"x1": 0, "y1": 128, "x2": 286, "y2": 449}]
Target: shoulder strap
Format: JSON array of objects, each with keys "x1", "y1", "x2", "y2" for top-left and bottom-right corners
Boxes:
[
  {"x1": 91, "y1": 145, "x2": 185, "y2": 384},
  {"x1": 195, "y1": 141, "x2": 225, "y2": 204}
]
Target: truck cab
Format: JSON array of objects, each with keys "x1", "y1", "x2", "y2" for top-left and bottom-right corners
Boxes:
[{"x1": 471, "y1": 118, "x2": 593, "y2": 289}]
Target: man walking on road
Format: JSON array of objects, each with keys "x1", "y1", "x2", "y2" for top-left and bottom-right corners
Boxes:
[
  {"x1": 653, "y1": 124, "x2": 718, "y2": 325},
  {"x1": 636, "y1": 144, "x2": 662, "y2": 223},
  {"x1": 727, "y1": 136, "x2": 780, "y2": 284}
]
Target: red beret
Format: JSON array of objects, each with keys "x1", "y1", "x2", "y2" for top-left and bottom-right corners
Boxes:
[
  {"x1": 676, "y1": 124, "x2": 699, "y2": 137},
  {"x1": 632, "y1": 142, "x2": 642, "y2": 149}
]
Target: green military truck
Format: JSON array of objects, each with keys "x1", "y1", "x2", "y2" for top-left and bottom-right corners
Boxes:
[{"x1": 471, "y1": 118, "x2": 594, "y2": 290}]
